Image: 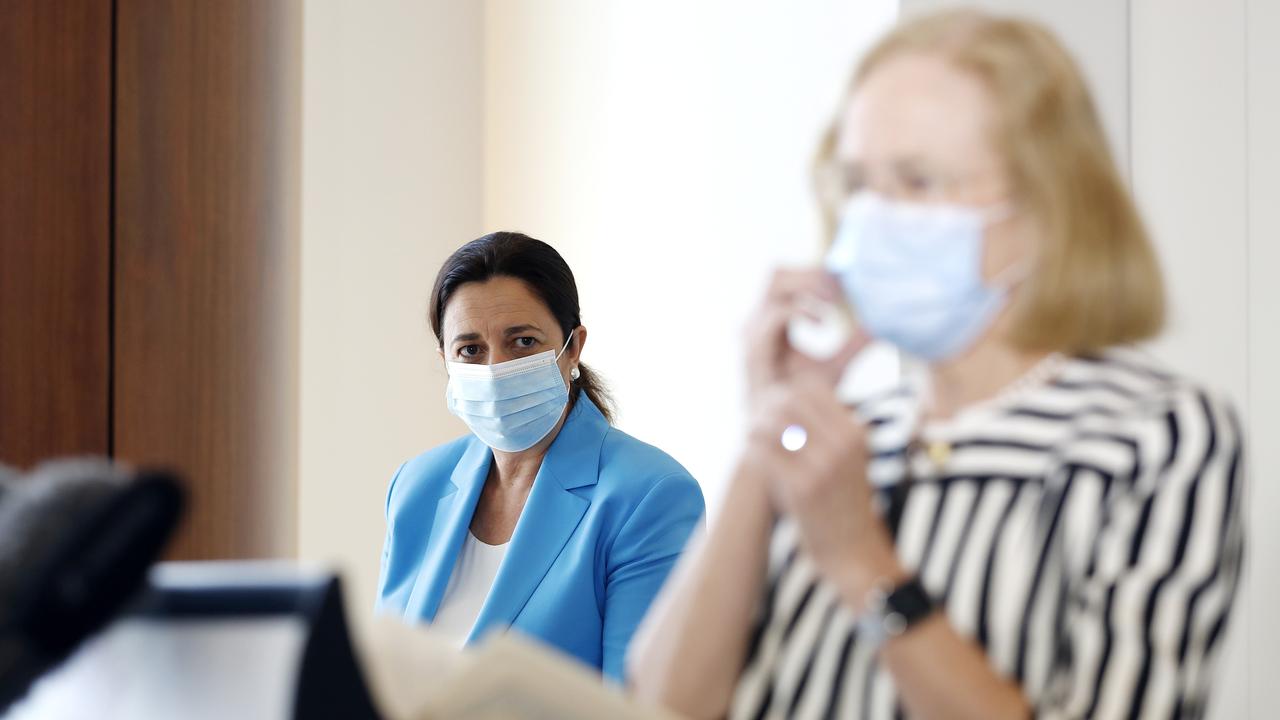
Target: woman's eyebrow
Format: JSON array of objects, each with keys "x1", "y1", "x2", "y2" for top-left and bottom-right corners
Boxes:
[
  {"x1": 504, "y1": 324, "x2": 542, "y2": 337},
  {"x1": 451, "y1": 331, "x2": 482, "y2": 343},
  {"x1": 892, "y1": 155, "x2": 934, "y2": 173}
]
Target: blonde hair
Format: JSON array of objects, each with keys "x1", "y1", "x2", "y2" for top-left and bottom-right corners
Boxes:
[{"x1": 816, "y1": 8, "x2": 1164, "y2": 354}]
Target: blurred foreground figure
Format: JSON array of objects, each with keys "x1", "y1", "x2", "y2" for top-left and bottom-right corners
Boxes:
[
  {"x1": 630, "y1": 8, "x2": 1244, "y2": 720},
  {"x1": 0, "y1": 459, "x2": 184, "y2": 712}
]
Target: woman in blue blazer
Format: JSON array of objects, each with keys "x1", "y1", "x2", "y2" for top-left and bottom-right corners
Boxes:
[{"x1": 376, "y1": 232, "x2": 704, "y2": 682}]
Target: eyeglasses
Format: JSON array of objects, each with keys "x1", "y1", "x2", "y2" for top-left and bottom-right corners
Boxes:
[{"x1": 816, "y1": 157, "x2": 1007, "y2": 207}]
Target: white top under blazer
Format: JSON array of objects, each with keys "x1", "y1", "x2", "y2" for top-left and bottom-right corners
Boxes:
[{"x1": 431, "y1": 532, "x2": 510, "y2": 646}]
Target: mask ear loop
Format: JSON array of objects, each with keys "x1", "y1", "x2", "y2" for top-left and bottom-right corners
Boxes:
[
  {"x1": 980, "y1": 203, "x2": 1034, "y2": 290},
  {"x1": 554, "y1": 329, "x2": 576, "y2": 361},
  {"x1": 556, "y1": 329, "x2": 582, "y2": 383},
  {"x1": 980, "y1": 201, "x2": 1016, "y2": 226},
  {"x1": 991, "y1": 258, "x2": 1032, "y2": 289}
]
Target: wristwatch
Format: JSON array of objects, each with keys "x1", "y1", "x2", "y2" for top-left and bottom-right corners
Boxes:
[{"x1": 856, "y1": 576, "x2": 939, "y2": 648}]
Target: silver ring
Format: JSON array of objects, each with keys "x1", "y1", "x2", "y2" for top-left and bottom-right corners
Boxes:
[{"x1": 780, "y1": 424, "x2": 808, "y2": 452}]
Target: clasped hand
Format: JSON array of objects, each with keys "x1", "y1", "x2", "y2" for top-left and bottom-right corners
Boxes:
[{"x1": 743, "y1": 269, "x2": 905, "y2": 603}]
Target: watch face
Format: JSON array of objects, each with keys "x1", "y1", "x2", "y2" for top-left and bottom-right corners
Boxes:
[
  {"x1": 885, "y1": 579, "x2": 937, "y2": 627},
  {"x1": 857, "y1": 578, "x2": 939, "y2": 647}
]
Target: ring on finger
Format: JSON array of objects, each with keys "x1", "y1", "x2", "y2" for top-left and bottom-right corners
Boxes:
[{"x1": 780, "y1": 424, "x2": 808, "y2": 452}]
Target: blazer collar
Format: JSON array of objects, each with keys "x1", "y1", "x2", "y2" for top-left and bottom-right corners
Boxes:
[
  {"x1": 537, "y1": 395, "x2": 608, "y2": 491},
  {"x1": 405, "y1": 396, "x2": 609, "y2": 625},
  {"x1": 403, "y1": 439, "x2": 490, "y2": 620},
  {"x1": 468, "y1": 396, "x2": 609, "y2": 639}
]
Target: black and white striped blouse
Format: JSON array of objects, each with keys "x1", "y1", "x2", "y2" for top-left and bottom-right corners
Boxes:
[{"x1": 730, "y1": 349, "x2": 1245, "y2": 720}]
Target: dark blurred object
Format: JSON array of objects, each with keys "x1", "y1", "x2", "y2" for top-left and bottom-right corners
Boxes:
[
  {"x1": 8, "y1": 564, "x2": 382, "y2": 720},
  {"x1": 0, "y1": 459, "x2": 185, "y2": 713},
  {"x1": 133, "y1": 567, "x2": 382, "y2": 720}
]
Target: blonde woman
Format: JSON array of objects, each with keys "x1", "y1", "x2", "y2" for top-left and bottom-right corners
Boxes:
[{"x1": 630, "y1": 9, "x2": 1243, "y2": 720}]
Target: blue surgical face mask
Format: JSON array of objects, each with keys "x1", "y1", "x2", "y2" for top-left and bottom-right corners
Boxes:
[
  {"x1": 825, "y1": 193, "x2": 1020, "y2": 361},
  {"x1": 445, "y1": 334, "x2": 574, "y2": 452}
]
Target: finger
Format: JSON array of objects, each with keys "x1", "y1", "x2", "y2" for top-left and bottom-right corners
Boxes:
[
  {"x1": 805, "y1": 379, "x2": 863, "y2": 433},
  {"x1": 748, "y1": 428, "x2": 816, "y2": 489},
  {"x1": 827, "y1": 325, "x2": 873, "y2": 371},
  {"x1": 747, "y1": 291, "x2": 841, "y2": 387},
  {"x1": 792, "y1": 293, "x2": 837, "y2": 323},
  {"x1": 800, "y1": 325, "x2": 872, "y2": 385},
  {"x1": 764, "y1": 267, "x2": 843, "y2": 305},
  {"x1": 754, "y1": 381, "x2": 865, "y2": 472},
  {"x1": 747, "y1": 382, "x2": 797, "y2": 435},
  {"x1": 757, "y1": 293, "x2": 835, "y2": 344},
  {"x1": 747, "y1": 382, "x2": 848, "y2": 472},
  {"x1": 746, "y1": 304, "x2": 798, "y2": 385},
  {"x1": 749, "y1": 393, "x2": 829, "y2": 481},
  {"x1": 750, "y1": 269, "x2": 850, "y2": 363},
  {"x1": 753, "y1": 387, "x2": 833, "y2": 466},
  {"x1": 750, "y1": 297, "x2": 810, "y2": 343},
  {"x1": 777, "y1": 378, "x2": 866, "y2": 452}
]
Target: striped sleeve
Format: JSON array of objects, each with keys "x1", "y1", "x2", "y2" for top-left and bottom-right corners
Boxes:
[{"x1": 1039, "y1": 386, "x2": 1245, "y2": 719}]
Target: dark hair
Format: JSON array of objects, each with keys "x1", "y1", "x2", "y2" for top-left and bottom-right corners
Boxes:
[{"x1": 428, "y1": 232, "x2": 616, "y2": 424}]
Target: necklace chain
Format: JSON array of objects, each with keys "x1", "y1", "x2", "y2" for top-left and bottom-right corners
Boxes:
[{"x1": 915, "y1": 352, "x2": 1067, "y2": 471}]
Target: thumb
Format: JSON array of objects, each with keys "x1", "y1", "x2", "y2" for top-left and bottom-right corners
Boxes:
[{"x1": 821, "y1": 326, "x2": 873, "y2": 381}]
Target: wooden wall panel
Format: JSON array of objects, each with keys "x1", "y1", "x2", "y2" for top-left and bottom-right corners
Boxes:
[
  {"x1": 0, "y1": 1, "x2": 113, "y2": 468},
  {"x1": 113, "y1": 0, "x2": 301, "y2": 559}
]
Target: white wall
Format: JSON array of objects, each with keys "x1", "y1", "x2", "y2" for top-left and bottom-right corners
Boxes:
[
  {"x1": 1245, "y1": 0, "x2": 1280, "y2": 712},
  {"x1": 299, "y1": 0, "x2": 482, "y2": 633},
  {"x1": 484, "y1": 0, "x2": 898, "y2": 511},
  {"x1": 1129, "y1": 2, "x2": 1277, "y2": 717}
]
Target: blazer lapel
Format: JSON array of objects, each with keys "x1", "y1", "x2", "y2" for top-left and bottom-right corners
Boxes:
[
  {"x1": 404, "y1": 439, "x2": 490, "y2": 621},
  {"x1": 467, "y1": 398, "x2": 609, "y2": 641}
]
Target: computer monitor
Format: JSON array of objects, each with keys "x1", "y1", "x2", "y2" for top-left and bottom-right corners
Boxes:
[{"x1": 6, "y1": 562, "x2": 380, "y2": 720}]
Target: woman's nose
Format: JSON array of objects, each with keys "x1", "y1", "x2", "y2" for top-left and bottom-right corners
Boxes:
[{"x1": 488, "y1": 349, "x2": 516, "y2": 365}]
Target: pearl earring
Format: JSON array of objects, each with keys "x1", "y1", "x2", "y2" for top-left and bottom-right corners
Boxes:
[{"x1": 570, "y1": 366, "x2": 581, "y2": 381}]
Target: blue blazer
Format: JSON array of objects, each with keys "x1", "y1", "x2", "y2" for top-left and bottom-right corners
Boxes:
[{"x1": 376, "y1": 397, "x2": 704, "y2": 682}]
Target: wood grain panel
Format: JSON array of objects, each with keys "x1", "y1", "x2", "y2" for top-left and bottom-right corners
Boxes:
[
  {"x1": 0, "y1": 1, "x2": 112, "y2": 468},
  {"x1": 113, "y1": 0, "x2": 301, "y2": 559}
]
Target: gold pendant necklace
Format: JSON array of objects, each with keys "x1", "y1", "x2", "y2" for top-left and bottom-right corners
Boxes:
[
  {"x1": 925, "y1": 439, "x2": 952, "y2": 468},
  {"x1": 915, "y1": 352, "x2": 1067, "y2": 472}
]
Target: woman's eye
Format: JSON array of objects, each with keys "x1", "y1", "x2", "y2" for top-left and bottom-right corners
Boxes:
[
  {"x1": 459, "y1": 344, "x2": 482, "y2": 358},
  {"x1": 514, "y1": 337, "x2": 536, "y2": 349},
  {"x1": 841, "y1": 168, "x2": 866, "y2": 196},
  {"x1": 903, "y1": 173, "x2": 940, "y2": 196}
]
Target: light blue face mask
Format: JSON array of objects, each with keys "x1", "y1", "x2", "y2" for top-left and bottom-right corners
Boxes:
[
  {"x1": 825, "y1": 193, "x2": 1018, "y2": 361},
  {"x1": 445, "y1": 334, "x2": 574, "y2": 453}
]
